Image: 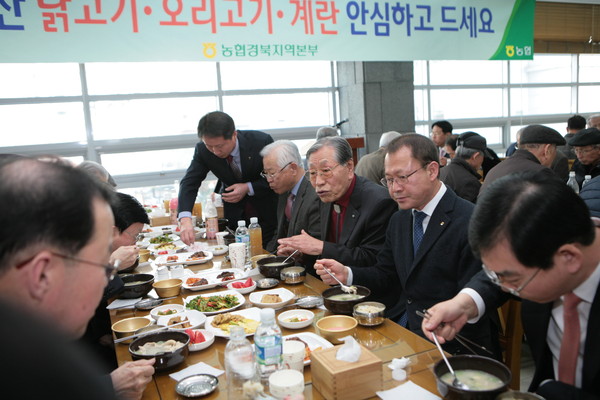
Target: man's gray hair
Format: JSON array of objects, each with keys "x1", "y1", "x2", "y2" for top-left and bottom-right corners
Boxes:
[
  {"x1": 260, "y1": 140, "x2": 303, "y2": 168},
  {"x1": 455, "y1": 145, "x2": 480, "y2": 160},
  {"x1": 316, "y1": 126, "x2": 339, "y2": 140},
  {"x1": 306, "y1": 136, "x2": 353, "y2": 165},
  {"x1": 379, "y1": 131, "x2": 402, "y2": 148},
  {"x1": 588, "y1": 114, "x2": 600, "y2": 126}
]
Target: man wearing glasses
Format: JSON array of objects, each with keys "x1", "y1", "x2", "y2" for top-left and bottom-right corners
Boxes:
[
  {"x1": 0, "y1": 157, "x2": 154, "y2": 400},
  {"x1": 178, "y1": 111, "x2": 278, "y2": 246},
  {"x1": 278, "y1": 136, "x2": 396, "y2": 269},
  {"x1": 568, "y1": 127, "x2": 600, "y2": 189},
  {"x1": 260, "y1": 141, "x2": 320, "y2": 263},
  {"x1": 423, "y1": 172, "x2": 600, "y2": 400},
  {"x1": 315, "y1": 134, "x2": 499, "y2": 357}
]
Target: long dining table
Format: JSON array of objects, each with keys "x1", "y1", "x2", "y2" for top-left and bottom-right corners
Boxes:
[{"x1": 110, "y1": 251, "x2": 444, "y2": 399}]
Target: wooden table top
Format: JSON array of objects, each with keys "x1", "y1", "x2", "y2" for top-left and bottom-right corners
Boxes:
[{"x1": 110, "y1": 254, "x2": 443, "y2": 399}]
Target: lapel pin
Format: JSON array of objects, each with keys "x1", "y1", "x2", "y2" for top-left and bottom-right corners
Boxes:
[{"x1": 440, "y1": 222, "x2": 445, "y2": 226}]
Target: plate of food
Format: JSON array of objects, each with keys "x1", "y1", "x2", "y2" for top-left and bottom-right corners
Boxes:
[
  {"x1": 140, "y1": 225, "x2": 179, "y2": 236},
  {"x1": 147, "y1": 240, "x2": 185, "y2": 255},
  {"x1": 155, "y1": 251, "x2": 213, "y2": 266},
  {"x1": 249, "y1": 287, "x2": 295, "y2": 310},
  {"x1": 182, "y1": 269, "x2": 246, "y2": 292},
  {"x1": 208, "y1": 245, "x2": 228, "y2": 256},
  {"x1": 205, "y1": 307, "x2": 262, "y2": 337},
  {"x1": 283, "y1": 332, "x2": 333, "y2": 365},
  {"x1": 184, "y1": 289, "x2": 245, "y2": 315},
  {"x1": 157, "y1": 310, "x2": 207, "y2": 331}
]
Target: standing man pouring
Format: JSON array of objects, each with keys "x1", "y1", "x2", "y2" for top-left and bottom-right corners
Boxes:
[{"x1": 178, "y1": 111, "x2": 278, "y2": 245}]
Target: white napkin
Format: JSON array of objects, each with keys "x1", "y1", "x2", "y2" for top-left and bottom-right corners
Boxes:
[
  {"x1": 376, "y1": 381, "x2": 441, "y2": 400},
  {"x1": 169, "y1": 362, "x2": 224, "y2": 381},
  {"x1": 106, "y1": 298, "x2": 141, "y2": 310}
]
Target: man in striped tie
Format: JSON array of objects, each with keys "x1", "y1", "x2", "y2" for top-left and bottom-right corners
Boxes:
[{"x1": 423, "y1": 172, "x2": 600, "y2": 400}]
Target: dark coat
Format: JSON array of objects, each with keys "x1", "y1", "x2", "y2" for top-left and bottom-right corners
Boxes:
[
  {"x1": 572, "y1": 159, "x2": 600, "y2": 190},
  {"x1": 480, "y1": 150, "x2": 554, "y2": 194},
  {"x1": 351, "y1": 187, "x2": 499, "y2": 355},
  {"x1": 178, "y1": 130, "x2": 278, "y2": 243},
  {"x1": 266, "y1": 175, "x2": 320, "y2": 254},
  {"x1": 319, "y1": 175, "x2": 397, "y2": 267},
  {"x1": 580, "y1": 175, "x2": 600, "y2": 218},
  {"x1": 439, "y1": 157, "x2": 481, "y2": 203}
]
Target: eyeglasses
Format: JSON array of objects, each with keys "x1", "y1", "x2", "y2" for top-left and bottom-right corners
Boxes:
[
  {"x1": 308, "y1": 163, "x2": 342, "y2": 181},
  {"x1": 260, "y1": 161, "x2": 293, "y2": 180},
  {"x1": 482, "y1": 264, "x2": 540, "y2": 297},
  {"x1": 380, "y1": 163, "x2": 430, "y2": 188},
  {"x1": 574, "y1": 145, "x2": 600, "y2": 155},
  {"x1": 52, "y1": 252, "x2": 118, "y2": 281}
]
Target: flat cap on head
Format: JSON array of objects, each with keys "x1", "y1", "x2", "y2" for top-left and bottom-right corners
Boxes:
[
  {"x1": 519, "y1": 125, "x2": 566, "y2": 146},
  {"x1": 568, "y1": 127, "x2": 600, "y2": 147},
  {"x1": 457, "y1": 131, "x2": 492, "y2": 158}
]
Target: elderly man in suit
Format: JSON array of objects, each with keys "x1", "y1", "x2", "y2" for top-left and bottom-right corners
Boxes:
[
  {"x1": 423, "y1": 172, "x2": 600, "y2": 400},
  {"x1": 315, "y1": 134, "x2": 499, "y2": 356},
  {"x1": 178, "y1": 111, "x2": 278, "y2": 246},
  {"x1": 260, "y1": 140, "x2": 320, "y2": 264},
  {"x1": 278, "y1": 136, "x2": 396, "y2": 268}
]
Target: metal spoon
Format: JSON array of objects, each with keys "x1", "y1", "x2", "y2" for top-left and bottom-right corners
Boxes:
[
  {"x1": 323, "y1": 268, "x2": 357, "y2": 294},
  {"x1": 280, "y1": 296, "x2": 324, "y2": 309},
  {"x1": 430, "y1": 332, "x2": 469, "y2": 390}
]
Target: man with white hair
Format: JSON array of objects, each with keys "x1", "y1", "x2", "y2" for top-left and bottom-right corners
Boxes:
[
  {"x1": 587, "y1": 114, "x2": 600, "y2": 129},
  {"x1": 355, "y1": 131, "x2": 403, "y2": 184},
  {"x1": 260, "y1": 141, "x2": 321, "y2": 265}
]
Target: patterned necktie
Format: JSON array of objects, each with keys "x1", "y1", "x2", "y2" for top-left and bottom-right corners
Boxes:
[
  {"x1": 226, "y1": 155, "x2": 242, "y2": 181},
  {"x1": 558, "y1": 292, "x2": 582, "y2": 385},
  {"x1": 285, "y1": 193, "x2": 295, "y2": 221},
  {"x1": 413, "y1": 210, "x2": 427, "y2": 256}
]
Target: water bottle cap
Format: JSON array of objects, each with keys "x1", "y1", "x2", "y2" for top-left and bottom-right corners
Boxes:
[
  {"x1": 569, "y1": 171, "x2": 576, "y2": 176},
  {"x1": 229, "y1": 325, "x2": 245, "y2": 339},
  {"x1": 260, "y1": 308, "x2": 275, "y2": 322},
  {"x1": 250, "y1": 217, "x2": 258, "y2": 224},
  {"x1": 237, "y1": 220, "x2": 246, "y2": 227},
  {"x1": 585, "y1": 175, "x2": 592, "y2": 179}
]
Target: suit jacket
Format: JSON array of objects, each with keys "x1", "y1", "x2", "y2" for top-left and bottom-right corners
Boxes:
[
  {"x1": 179, "y1": 130, "x2": 278, "y2": 243},
  {"x1": 319, "y1": 175, "x2": 397, "y2": 267},
  {"x1": 355, "y1": 147, "x2": 386, "y2": 185},
  {"x1": 266, "y1": 175, "x2": 320, "y2": 255},
  {"x1": 468, "y1": 270, "x2": 600, "y2": 399},
  {"x1": 352, "y1": 187, "x2": 499, "y2": 355}
]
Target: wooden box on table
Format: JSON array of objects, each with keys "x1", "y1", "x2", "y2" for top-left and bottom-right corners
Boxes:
[{"x1": 310, "y1": 343, "x2": 382, "y2": 400}]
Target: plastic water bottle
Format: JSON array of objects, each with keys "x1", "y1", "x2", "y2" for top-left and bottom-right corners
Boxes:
[
  {"x1": 567, "y1": 171, "x2": 579, "y2": 194},
  {"x1": 249, "y1": 217, "x2": 263, "y2": 257},
  {"x1": 254, "y1": 308, "x2": 283, "y2": 383},
  {"x1": 225, "y1": 326, "x2": 257, "y2": 399},
  {"x1": 582, "y1": 174, "x2": 592, "y2": 188},
  {"x1": 235, "y1": 220, "x2": 250, "y2": 260},
  {"x1": 205, "y1": 199, "x2": 218, "y2": 240}
]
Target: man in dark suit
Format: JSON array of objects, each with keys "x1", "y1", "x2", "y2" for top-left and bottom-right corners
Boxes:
[
  {"x1": 178, "y1": 111, "x2": 278, "y2": 245},
  {"x1": 423, "y1": 172, "x2": 600, "y2": 399},
  {"x1": 315, "y1": 134, "x2": 499, "y2": 356},
  {"x1": 278, "y1": 136, "x2": 396, "y2": 268},
  {"x1": 260, "y1": 140, "x2": 320, "y2": 264}
]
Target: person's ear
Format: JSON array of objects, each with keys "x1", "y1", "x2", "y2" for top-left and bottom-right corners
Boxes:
[
  {"x1": 23, "y1": 251, "x2": 56, "y2": 303},
  {"x1": 555, "y1": 244, "x2": 583, "y2": 275}
]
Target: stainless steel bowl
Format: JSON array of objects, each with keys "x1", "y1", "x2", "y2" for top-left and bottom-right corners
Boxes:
[
  {"x1": 280, "y1": 266, "x2": 306, "y2": 284},
  {"x1": 353, "y1": 301, "x2": 386, "y2": 326}
]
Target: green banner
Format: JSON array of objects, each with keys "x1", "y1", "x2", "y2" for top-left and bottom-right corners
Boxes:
[{"x1": 1, "y1": 0, "x2": 534, "y2": 62}]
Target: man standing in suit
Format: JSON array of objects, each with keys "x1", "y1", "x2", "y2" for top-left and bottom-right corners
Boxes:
[
  {"x1": 278, "y1": 136, "x2": 396, "y2": 268},
  {"x1": 260, "y1": 140, "x2": 320, "y2": 263},
  {"x1": 178, "y1": 111, "x2": 278, "y2": 246},
  {"x1": 315, "y1": 134, "x2": 499, "y2": 355},
  {"x1": 423, "y1": 172, "x2": 600, "y2": 399}
]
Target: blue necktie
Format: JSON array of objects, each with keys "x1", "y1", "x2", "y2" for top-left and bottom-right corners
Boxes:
[{"x1": 413, "y1": 210, "x2": 427, "y2": 256}]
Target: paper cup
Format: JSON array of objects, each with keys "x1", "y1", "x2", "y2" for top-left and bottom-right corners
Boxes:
[
  {"x1": 282, "y1": 340, "x2": 305, "y2": 372},
  {"x1": 229, "y1": 243, "x2": 246, "y2": 269},
  {"x1": 216, "y1": 231, "x2": 228, "y2": 246}
]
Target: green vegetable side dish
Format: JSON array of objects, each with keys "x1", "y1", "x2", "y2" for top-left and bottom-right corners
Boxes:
[
  {"x1": 186, "y1": 294, "x2": 240, "y2": 312},
  {"x1": 149, "y1": 234, "x2": 174, "y2": 244}
]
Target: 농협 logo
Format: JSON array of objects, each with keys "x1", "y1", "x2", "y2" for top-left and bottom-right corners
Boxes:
[{"x1": 505, "y1": 45, "x2": 515, "y2": 57}]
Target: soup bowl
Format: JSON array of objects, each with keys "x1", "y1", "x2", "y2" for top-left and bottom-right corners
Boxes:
[
  {"x1": 119, "y1": 274, "x2": 155, "y2": 299},
  {"x1": 315, "y1": 315, "x2": 358, "y2": 344},
  {"x1": 322, "y1": 285, "x2": 371, "y2": 315},
  {"x1": 257, "y1": 256, "x2": 295, "y2": 279},
  {"x1": 433, "y1": 355, "x2": 511, "y2": 400},
  {"x1": 129, "y1": 330, "x2": 190, "y2": 372}
]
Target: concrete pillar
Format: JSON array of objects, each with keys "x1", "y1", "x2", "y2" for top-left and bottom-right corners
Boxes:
[{"x1": 337, "y1": 62, "x2": 415, "y2": 153}]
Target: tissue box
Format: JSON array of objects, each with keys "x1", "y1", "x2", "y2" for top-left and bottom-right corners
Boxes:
[
  {"x1": 150, "y1": 216, "x2": 171, "y2": 226},
  {"x1": 311, "y1": 343, "x2": 382, "y2": 400}
]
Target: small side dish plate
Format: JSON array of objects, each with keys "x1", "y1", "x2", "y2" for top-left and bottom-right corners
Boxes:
[
  {"x1": 249, "y1": 287, "x2": 295, "y2": 310},
  {"x1": 175, "y1": 374, "x2": 219, "y2": 398}
]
